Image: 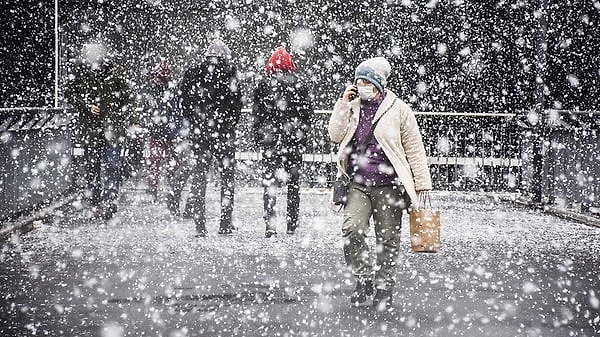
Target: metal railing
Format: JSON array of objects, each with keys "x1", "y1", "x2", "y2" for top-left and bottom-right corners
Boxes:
[
  {"x1": 0, "y1": 106, "x2": 545, "y2": 220},
  {"x1": 519, "y1": 110, "x2": 600, "y2": 215},
  {"x1": 231, "y1": 109, "x2": 523, "y2": 191},
  {"x1": 0, "y1": 108, "x2": 75, "y2": 221}
]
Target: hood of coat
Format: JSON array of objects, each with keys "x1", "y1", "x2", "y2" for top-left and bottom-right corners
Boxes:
[{"x1": 205, "y1": 39, "x2": 232, "y2": 59}]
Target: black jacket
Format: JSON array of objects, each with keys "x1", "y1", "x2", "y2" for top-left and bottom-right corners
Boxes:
[
  {"x1": 178, "y1": 57, "x2": 242, "y2": 145},
  {"x1": 64, "y1": 61, "x2": 134, "y2": 145},
  {"x1": 251, "y1": 71, "x2": 313, "y2": 154}
]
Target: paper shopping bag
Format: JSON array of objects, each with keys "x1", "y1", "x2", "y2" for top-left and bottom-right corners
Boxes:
[{"x1": 409, "y1": 192, "x2": 440, "y2": 253}]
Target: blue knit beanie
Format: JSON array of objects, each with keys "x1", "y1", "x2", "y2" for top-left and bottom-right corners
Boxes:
[{"x1": 354, "y1": 57, "x2": 392, "y2": 93}]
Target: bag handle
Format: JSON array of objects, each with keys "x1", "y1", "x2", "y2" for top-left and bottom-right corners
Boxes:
[{"x1": 416, "y1": 191, "x2": 433, "y2": 210}]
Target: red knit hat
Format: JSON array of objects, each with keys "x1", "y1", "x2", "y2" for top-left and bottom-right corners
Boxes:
[{"x1": 265, "y1": 47, "x2": 296, "y2": 74}]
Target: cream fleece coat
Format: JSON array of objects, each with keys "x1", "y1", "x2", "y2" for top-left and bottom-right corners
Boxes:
[{"x1": 328, "y1": 89, "x2": 432, "y2": 206}]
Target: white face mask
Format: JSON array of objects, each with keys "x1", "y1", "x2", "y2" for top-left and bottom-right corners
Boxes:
[{"x1": 358, "y1": 85, "x2": 377, "y2": 100}]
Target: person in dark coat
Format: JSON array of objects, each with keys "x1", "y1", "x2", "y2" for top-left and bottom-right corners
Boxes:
[
  {"x1": 251, "y1": 46, "x2": 314, "y2": 238},
  {"x1": 142, "y1": 61, "x2": 180, "y2": 201},
  {"x1": 64, "y1": 51, "x2": 134, "y2": 220},
  {"x1": 177, "y1": 39, "x2": 242, "y2": 236}
]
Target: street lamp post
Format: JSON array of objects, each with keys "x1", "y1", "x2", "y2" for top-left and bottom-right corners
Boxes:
[
  {"x1": 531, "y1": 0, "x2": 548, "y2": 204},
  {"x1": 54, "y1": 0, "x2": 59, "y2": 108}
]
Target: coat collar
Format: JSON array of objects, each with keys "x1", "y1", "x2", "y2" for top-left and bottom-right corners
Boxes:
[
  {"x1": 374, "y1": 89, "x2": 397, "y2": 121},
  {"x1": 350, "y1": 89, "x2": 397, "y2": 121},
  {"x1": 349, "y1": 89, "x2": 398, "y2": 122}
]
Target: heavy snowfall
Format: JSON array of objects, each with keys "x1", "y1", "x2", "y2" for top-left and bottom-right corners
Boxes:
[{"x1": 1, "y1": 0, "x2": 599, "y2": 336}]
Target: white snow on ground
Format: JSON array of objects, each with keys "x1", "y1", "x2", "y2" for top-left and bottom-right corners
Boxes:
[{"x1": 2, "y1": 188, "x2": 599, "y2": 336}]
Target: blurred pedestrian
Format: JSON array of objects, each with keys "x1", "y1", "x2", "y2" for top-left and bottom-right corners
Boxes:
[
  {"x1": 141, "y1": 61, "x2": 180, "y2": 202},
  {"x1": 65, "y1": 52, "x2": 135, "y2": 220},
  {"x1": 251, "y1": 46, "x2": 314, "y2": 238},
  {"x1": 167, "y1": 129, "x2": 194, "y2": 217},
  {"x1": 178, "y1": 39, "x2": 242, "y2": 236},
  {"x1": 121, "y1": 114, "x2": 145, "y2": 183},
  {"x1": 328, "y1": 57, "x2": 432, "y2": 311}
]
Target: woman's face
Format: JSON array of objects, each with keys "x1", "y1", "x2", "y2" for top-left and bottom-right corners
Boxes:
[{"x1": 356, "y1": 78, "x2": 379, "y2": 100}]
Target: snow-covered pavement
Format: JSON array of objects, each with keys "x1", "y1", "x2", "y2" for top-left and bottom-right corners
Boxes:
[{"x1": 1, "y1": 188, "x2": 599, "y2": 336}]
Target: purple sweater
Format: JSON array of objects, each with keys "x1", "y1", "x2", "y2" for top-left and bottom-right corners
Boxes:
[{"x1": 347, "y1": 92, "x2": 398, "y2": 187}]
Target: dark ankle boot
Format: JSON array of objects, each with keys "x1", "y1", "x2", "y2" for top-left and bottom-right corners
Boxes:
[
  {"x1": 195, "y1": 220, "x2": 207, "y2": 237},
  {"x1": 265, "y1": 228, "x2": 277, "y2": 238},
  {"x1": 265, "y1": 218, "x2": 277, "y2": 238},
  {"x1": 218, "y1": 224, "x2": 234, "y2": 235},
  {"x1": 166, "y1": 193, "x2": 180, "y2": 216},
  {"x1": 195, "y1": 228, "x2": 207, "y2": 237},
  {"x1": 373, "y1": 289, "x2": 393, "y2": 311},
  {"x1": 286, "y1": 222, "x2": 298, "y2": 234},
  {"x1": 350, "y1": 280, "x2": 374, "y2": 305}
]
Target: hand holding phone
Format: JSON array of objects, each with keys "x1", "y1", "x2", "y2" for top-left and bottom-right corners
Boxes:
[
  {"x1": 90, "y1": 104, "x2": 101, "y2": 116},
  {"x1": 343, "y1": 84, "x2": 358, "y2": 102}
]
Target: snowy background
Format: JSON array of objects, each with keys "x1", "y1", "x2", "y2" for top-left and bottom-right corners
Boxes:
[
  {"x1": 1, "y1": 0, "x2": 599, "y2": 112},
  {"x1": 1, "y1": 1, "x2": 600, "y2": 335}
]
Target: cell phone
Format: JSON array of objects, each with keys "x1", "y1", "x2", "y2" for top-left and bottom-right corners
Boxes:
[{"x1": 348, "y1": 87, "x2": 358, "y2": 100}]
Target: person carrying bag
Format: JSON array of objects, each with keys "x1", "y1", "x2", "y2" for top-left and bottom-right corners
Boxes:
[{"x1": 328, "y1": 56, "x2": 433, "y2": 311}]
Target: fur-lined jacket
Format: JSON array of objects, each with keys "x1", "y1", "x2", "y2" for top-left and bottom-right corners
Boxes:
[{"x1": 328, "y1": 89, "x2": 432, "y2": 206}]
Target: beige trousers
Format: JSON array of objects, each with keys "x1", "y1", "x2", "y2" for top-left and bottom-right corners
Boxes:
[{"x1": 342, "y1": 183, "x2": 405, "y2": 291}]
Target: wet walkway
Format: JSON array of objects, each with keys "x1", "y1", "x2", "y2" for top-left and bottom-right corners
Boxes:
[{"x1": 1, "y1": 187, "x2": 599, "y2": 336}]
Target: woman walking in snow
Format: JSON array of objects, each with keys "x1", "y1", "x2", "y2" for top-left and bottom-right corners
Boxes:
[{"x1": 328, "y1": 56, "x2": 432, "y2": 311}]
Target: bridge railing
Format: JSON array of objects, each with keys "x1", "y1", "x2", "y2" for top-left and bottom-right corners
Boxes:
[
  {"x1": 519, "y1": 110, "x2": 600, "y2": 216},
  {"x1": 0, "y1": 108, "x2": 75, "y2": 221},
  {"x1": 5, "y1": 107, "x2": 597, "y2": 221},
  {"x1": 231, "y1": 109, "x2": 523, "y2": 191}
]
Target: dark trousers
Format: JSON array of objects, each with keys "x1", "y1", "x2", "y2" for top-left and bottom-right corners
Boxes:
[
  {"x1": 83, "y1": 139, "x2": 121, "y2": 206},
  {"x1": 147, "y1": 136, "x2": 177, "y2": 192},
  {"x1": 121, "y1": 136, "x2": 144, "y2": 181},
  {"x1": 261, "y1": 151, "x2": 301, "y2": 230},
  {"x1": 188, "y1": 143, "x2": 235, "y2": 232}
]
